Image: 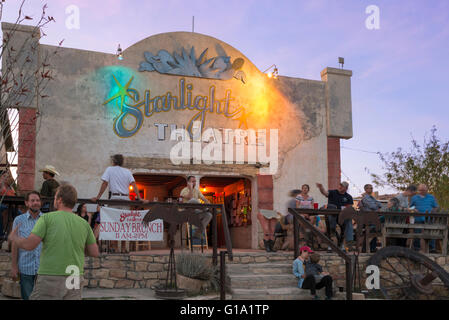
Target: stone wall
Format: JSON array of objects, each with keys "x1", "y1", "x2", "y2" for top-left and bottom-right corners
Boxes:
[{"x1": 2, "y1": 251, "x2": 448, "y2": 291}]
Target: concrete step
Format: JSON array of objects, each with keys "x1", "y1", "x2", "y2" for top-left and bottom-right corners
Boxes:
[
  {"x1": 227, "y1": 263, "x2": 292, "y2": 275},
  {"x1": 231, "y1": 287, "x2": 347, "y2": 300},
  {"x1": 229, "y1": 274, "x2": 298, "y2": 289}
]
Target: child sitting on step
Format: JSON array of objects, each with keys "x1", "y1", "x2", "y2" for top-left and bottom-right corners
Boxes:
[{"x1": 303, "y1": 253, "x2": 334, "y2": 300}]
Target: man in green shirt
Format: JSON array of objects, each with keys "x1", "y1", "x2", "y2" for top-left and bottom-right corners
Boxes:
[{"x1": 9, "y1": 184, "x2": 99, "y2": 300}]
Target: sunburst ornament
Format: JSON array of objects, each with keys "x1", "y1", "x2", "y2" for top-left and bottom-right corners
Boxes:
[
  {"x1": 233, "y1": 110, "x2": 252, "y2": 129},
  {"x1": 103, "y1": 74, "x2": 134, "y2": 112}
]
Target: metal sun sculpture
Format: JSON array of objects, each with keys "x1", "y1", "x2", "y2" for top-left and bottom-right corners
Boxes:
[{"x1": 138, "y1": 46, "x2": 247, "y2": 83}]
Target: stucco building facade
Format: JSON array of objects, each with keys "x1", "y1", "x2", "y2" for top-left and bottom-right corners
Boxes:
[{"x1": 4, "y1": 22, "x2": 353, "y2": 249}]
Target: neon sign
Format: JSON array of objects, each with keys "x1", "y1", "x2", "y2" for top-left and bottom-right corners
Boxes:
[{"x1": 103, "y1": 74, "x2": 250, "y2": 138}]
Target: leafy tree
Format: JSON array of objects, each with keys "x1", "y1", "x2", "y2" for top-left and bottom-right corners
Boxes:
[{"x1": 370, "y1": 127, "x2": 449, "y2": 210}]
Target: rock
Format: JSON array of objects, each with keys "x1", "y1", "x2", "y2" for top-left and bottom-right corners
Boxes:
[{"x1": 176, "y1": 274, "x2": 209, "y2": 293}]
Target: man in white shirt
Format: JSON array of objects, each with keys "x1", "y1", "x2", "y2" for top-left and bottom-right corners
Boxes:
[
  {"x1": 91, "y1": 154, "x2": 147, "y2": 253},
  {"x1": 91, "y1": 154, "x2": 144, "y2": 203}
]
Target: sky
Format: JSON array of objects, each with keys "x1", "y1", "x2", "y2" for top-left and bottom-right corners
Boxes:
[{"x1": 2, "y1": 0, "x2": 449, "y2": 197}]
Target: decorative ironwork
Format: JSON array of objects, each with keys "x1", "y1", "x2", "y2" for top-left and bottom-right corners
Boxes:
[{"x1": 138, "y1": 46, "x2": 247, "y2": 83}]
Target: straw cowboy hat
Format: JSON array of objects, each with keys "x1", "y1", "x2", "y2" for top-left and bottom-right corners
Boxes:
[{"x1": 39, "y1": 165, "x2": 60, "y2": 176}]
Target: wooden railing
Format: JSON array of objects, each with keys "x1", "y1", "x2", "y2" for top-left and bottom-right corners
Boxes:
[{"x1": 0, "y1": 196, "x2": 233, "y2": 265}]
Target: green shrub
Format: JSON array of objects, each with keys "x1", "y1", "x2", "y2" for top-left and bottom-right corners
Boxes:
[{"x1": 176, "y1": 253, "x2": 219, "y2": 291}]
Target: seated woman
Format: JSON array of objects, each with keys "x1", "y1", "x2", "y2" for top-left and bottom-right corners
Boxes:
[
  {"x1": 257, "y1": 209, "x2": 280, "y2": 252},
  {"x1": 296, "y1": 184, "x2": 326, "y2": 248}
]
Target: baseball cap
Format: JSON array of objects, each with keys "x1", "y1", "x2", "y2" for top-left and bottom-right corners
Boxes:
[{"x1": 300, "y1": 246, "x2": 314, "y2": 253}]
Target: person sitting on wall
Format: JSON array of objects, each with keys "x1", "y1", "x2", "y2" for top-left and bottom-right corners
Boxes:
[
  {"x1": 39, "y1": 165, "x2": 60, "y2": 213},
  {"x1": 180, "y1": 176, "x2": 212, "y2": 235},
  {"x1": 409, "y1": 184, "x2": 439, "y2": 253},
  {"x1": 357, "y1": 184, "x2": 382, "y2": 253},
  {"x1": 258, "y1": 209, "x2": 280, "y2": 252},
  {"x1": 296, "y1": 184, "x2": 324, "y2": 248},
  {"x1": 278, "y1": 189, "x2": 302, "y2": 251},
  {"x1": 316, "y1": 181, "x2": 355, "y2": 251}
]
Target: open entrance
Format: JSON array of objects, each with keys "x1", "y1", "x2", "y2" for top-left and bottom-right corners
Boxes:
[
  {"x1": 200, "y1": 176, "x2": 252, "y2": 249},
  {"x1": 133, "y1": 174, "x2": 187, "y2": 202},
  {"x1": 131, "y1": 174, "x2": 252, "y2": 250}
]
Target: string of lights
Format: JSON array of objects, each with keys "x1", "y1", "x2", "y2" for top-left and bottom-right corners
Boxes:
[{"x1": 340, "y1": 146, "x2": 379, "y2": 154}]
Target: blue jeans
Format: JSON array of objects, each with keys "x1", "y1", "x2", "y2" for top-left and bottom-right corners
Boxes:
[
  {"x1": 328, "y1": 215, "x2": 354, "y2": 242},
  {"x1": 0, "y1": 204, "x2": 8, "y2": 237},
  {"x1": 20, "y1": 274, "x2": 36, "y2": 300}
]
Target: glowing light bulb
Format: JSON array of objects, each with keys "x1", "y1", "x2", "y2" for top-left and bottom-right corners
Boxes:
[{"x1": 117, "y1": 44, "x2": 123, "y2": 60}]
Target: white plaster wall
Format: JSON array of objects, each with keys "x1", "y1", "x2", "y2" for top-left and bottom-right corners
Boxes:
[{"x1": 29, "y1": 31, "x2": 352, "y2": 248}]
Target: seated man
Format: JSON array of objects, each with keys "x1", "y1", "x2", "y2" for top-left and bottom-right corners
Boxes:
[{"x1": 180, "y1": 176, "x2": 212, "y2": 233}]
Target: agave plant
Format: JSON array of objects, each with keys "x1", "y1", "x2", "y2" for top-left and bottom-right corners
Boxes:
[
  {"x1": 176, "y1": 253, "x2": 220, "y2": 291},
  {"x1": 139, "y1": 46, "x2": 246, "y2": 82}
]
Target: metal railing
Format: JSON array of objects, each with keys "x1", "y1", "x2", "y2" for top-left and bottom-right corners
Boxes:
[
  {"x1": 288, "y1": 208, "x2": 354, "y2": 300},
  {"x1": 289, "y1": 207, "x2": 449, "y2": 300},
  {"x1": 0, "y1": 196, "x2": 234, "y2": 265}
]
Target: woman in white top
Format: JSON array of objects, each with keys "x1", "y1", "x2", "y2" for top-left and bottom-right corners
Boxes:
[
  {"x1": 296, "y1": 184, "x2": 314, "y2": 210},
  {"x1": 295, "y1": 184, "x2": 325, "y2": 247}
]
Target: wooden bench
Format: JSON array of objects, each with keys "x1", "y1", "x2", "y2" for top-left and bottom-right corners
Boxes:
[{"x1": 382, "y1": 213, "x2": 448, "y2": 253}]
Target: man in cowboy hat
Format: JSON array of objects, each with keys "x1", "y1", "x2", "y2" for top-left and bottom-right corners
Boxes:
[
  {"x1": 39, "y1": 165, "x2": 60, "y2": 198},
  {"x1": 39, "y1": 165, "x2": 60, "y2": 213}
]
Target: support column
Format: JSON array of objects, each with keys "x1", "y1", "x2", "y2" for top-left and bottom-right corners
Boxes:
[
  {"x1": 327, "y1": 137, "x2": 341, "y2": 189},
  {"x1": 17, "y1": 108, "x2": 37, "y2": 194}
]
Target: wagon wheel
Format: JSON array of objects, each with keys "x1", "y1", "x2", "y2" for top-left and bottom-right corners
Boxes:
[{"x1": 367, "y1": 246, "x2": 449, "y2": 300}]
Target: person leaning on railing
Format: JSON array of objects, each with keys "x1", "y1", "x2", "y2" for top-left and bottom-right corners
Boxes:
[
  {"x1": 316, "y1": 181, "x2": 355, "y2": 251},
  {"x1": 409, "y1": 184, "x2": 440, "y2": 253},
  {"x1": 357, "y1": 184, "x2": 382, "y2": 253}
]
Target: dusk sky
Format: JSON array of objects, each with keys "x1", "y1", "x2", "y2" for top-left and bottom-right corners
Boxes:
[{"x1": 3, "y1": 0, "x2": 449, "y2": 196}]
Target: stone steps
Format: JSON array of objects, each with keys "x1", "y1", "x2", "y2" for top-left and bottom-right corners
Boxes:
[
  {"x1": 229, "y1": 274, "x2": 298, "y2": 289},
  {"x1": 231, "y1": 287, "x2": 346, "y2": 300},
  {"x1": 226, "y1": 260, "x2": 359, "y2": 300},
  {"x1": 227, "y1": 263, "x2": 292, "y2": 274}
]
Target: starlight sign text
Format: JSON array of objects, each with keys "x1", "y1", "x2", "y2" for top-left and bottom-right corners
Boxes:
[{"x1": 103, "y1": 75, "x2": 250, "y2": 138}]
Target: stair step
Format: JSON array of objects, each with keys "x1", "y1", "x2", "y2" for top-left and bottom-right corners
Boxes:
[
  {"x1": 229, "y1": 274, "x2": 298, "y2": 289},
  {"x1": 231, "y1": 287, "x2": 347, "y2": 300},
  {"x1": 227, "y1": 263, "x2": 292, "y2": 274}
]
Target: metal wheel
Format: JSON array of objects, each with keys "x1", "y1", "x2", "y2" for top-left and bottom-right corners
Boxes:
[{"x1": 367, "y1": 246, "x2": 449, "y2": 300}]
